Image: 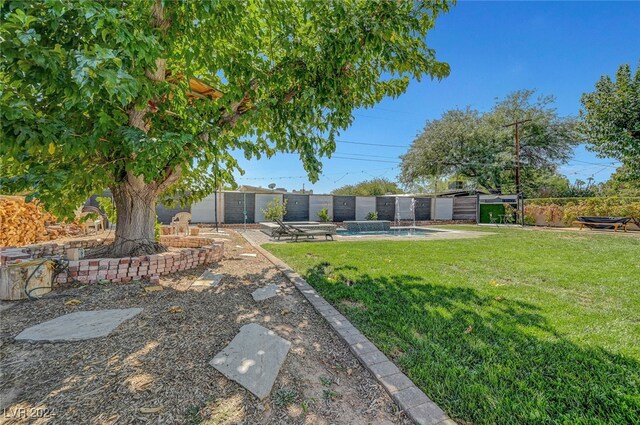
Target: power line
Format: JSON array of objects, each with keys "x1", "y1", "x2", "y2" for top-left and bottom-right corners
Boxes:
[
  {"x1": 331, "y1": 155, "x2": 401, "y2": 164},
  {"x1": 566, "y1": 158, "x2": 620, "y2": 168},
  {"x1": 334, "y1": 151, "x2": 401, "y2": 159},
  {"x1": 336, "y1": 139, "x2": 411, "y2": 148}
]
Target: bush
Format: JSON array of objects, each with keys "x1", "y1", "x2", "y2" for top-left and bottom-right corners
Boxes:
[
  {"x1": 262, "y1": 199, "x2": 288, "y2": 221},
  {"x1": 96, "y1": 196, "x2": 117, "y2": 224},
  {"x1": 524, "y1": 197, "x2": 640, "y2": 226},
  {"x1": 365, "y1": 211, "x2": 378, "y2": 220},
  {"x1": 155, "y1": 218, "x2": 161, "y2": 241},
  {"x1": 317, "y1": 207, "x2": 331, "y2": 222}
]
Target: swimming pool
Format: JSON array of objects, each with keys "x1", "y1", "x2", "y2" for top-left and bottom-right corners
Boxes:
[{"x1": 336, "y1": 227, "x2": 448, "y2": 237}]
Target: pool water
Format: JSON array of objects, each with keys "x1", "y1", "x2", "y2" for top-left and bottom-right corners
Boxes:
[{"x1": 336, "y1": 227, "x2": 445, "y2": 237}]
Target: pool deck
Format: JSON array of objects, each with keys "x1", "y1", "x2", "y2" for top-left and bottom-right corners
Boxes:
[{"x1": 242, "y1": 226, "x2": 492, "y2": 245}]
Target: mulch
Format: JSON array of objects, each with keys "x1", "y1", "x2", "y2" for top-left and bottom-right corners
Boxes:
[{"x1": 0, "y1": 229, "x2": 409, "y2": 424}]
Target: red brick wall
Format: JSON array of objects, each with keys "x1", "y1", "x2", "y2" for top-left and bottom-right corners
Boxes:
[
  {"x1": 1, "y1": 236, "x2": 224, "y2": 284},
  {"x1": 56, "y1": 243, "x2": 224, "y2": 284}
]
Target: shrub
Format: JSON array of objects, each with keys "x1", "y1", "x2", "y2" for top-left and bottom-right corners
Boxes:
[
  {"x1": 523, "y1": 197, "x2": 640, "y2": 226},
  {"x1": 96, "y1": 196, "x2": 117, "y2": 224},
  {"x1": 365, "y1": 211, "x2": 378, "y2": 220},
  {"x1": 262, "y1": 199, "x2": 288, "y2": 221},
  {"x1": 317, "y1": 207, "x2": 331, "y2": 222},
  {"x1": 155, "y1": 218, "x2": 161, "y2": 241}
]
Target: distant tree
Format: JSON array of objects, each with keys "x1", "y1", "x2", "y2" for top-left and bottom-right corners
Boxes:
[
  {"x1": 580, "y1": 63, "x2": 640, "y2": 181},
  {"x1": 522, "y1": 169, "x2": 571, "y2": 198},
  {"x1": 600, "y1": 166, "x2": 640, "y2": 197},
  {"x1": 268, "y1": 183, "x2": 277, "y2": 190},
  {"x1": 332, "y1": 178, "x2": 403, "y2": 196},
  {"x1": 0, "y1": 0, "x2": 452, "y2": 256},
  {"x1": 400, "y1": 90, "x2": 579, "y2": 195}
]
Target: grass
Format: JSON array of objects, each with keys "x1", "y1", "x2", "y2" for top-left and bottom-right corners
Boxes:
[{"x1": 264, "y1": 226, "x2": 640, "y2": 424}]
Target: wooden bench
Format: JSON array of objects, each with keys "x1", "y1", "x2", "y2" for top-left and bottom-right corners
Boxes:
[{"x1": 573, "y1": 220, "x2": 629, "y2": 232}]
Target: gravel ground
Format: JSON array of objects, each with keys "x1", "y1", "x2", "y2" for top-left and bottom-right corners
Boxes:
[{"x1": 0, "y1": 229, "x2": 409, "y2": 424}]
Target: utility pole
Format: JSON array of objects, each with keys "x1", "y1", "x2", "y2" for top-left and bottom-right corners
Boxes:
[
  {"x1": 503, "y1": 118, "x2": 531, "y2": 226},
  {"x1": 503, "y1": 119, "x2": 531, "y2": 195}
]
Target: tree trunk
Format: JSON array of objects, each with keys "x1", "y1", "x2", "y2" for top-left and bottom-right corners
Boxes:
[{"x1": 109, "y1": 174, "x2": 162, "y2": 257}]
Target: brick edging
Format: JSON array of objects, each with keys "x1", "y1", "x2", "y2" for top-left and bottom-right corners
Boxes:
[{"x1": 240, "y1": 231, "x2": 456, "y2": 425}]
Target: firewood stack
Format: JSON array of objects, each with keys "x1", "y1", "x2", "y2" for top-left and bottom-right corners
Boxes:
[{"x1": 0, "y1": 196, "x2": 83, "y2": 247}]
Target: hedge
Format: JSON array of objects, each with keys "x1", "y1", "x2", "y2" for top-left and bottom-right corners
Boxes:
[{"x1": 523, "y1": 197, "x2": 640, "y2": 227}]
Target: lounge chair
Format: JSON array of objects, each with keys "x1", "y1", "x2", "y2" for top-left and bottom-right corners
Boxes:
[
  {"x1": 574, "y1": 216, "x2": 631, "y2": 232},
  {"x1": 274, "y1": 219, "x2": 334, "y2": 241}
]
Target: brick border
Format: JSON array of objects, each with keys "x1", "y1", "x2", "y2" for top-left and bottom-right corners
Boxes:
[
  {"x1": 1, "y1": 236, "x2": 224, "y2": 285},
  {"x1": 240, "y1": 232, "x2": 456, "y2": 425}
]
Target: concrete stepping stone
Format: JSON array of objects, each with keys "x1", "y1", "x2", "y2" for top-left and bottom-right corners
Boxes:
[
  {"x1": 209, "y1": 323, "x2": 291, "y2": 399},
  {"x1": 251, "y1": 284, "x2": 278, "y2": 301},
  {"x1": 191, "y1": 270, "x2": 224, "y2": 287},
  {"x1": 15, "y1": 308, "x2": 143, "y2": 342}
]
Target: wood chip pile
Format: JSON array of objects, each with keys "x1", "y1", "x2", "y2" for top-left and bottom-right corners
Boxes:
[{"x1": 0, "y1": 196, "x2": 82, "y2": 247}]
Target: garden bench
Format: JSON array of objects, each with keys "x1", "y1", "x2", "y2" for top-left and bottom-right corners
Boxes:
[{"x1": 574, "y1": 216, "x2": 631, "y2": 232}]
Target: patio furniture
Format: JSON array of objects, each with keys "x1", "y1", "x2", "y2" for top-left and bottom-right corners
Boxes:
[
  {"x1": 574, "y1": 216, "x2": 631, "y2": 232},
  {"x1": 274, "y1": 219, "x2": 334, "y2": 241},
  {"x1": 78, "y1": 211, "x2": 104, "y2": 234},
  {"x1": 171, "y1": 212, "x2": 192, "y2": 236},
  {"x1": 489, "y1": 212, "x2": 499, "y2": 226}
]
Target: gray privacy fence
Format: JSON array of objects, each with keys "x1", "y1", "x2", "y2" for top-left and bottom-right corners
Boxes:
[
  {"x1": 188, "y1": 192, "x2": 478, "y2": 224},
  {"x1": 88, "y1": 191, "x2": 478, "y2": 224}
]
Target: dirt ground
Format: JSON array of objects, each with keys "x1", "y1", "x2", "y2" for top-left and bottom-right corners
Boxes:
[{"x1": 0, "y1": 229, "x2": 409, "y2": 424}]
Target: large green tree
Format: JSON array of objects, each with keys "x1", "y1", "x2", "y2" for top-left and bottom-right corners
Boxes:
[
  {"x1": 332, "y1": 177, "x2": 403, "y2": 196},
  {"x1": 579, "y1": 62, "x2": 640, "y2": 181},
  {"x1": 1, "y1": 0, "x2": 451, "y2": 255},
  {"x1": 399, "y1": 90, "x2": 578, "y2": 195}
]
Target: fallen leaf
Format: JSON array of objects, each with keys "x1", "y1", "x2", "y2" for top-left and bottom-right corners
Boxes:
[
  {"x1": 140, "y1": 406, "x2": 163, "y2": 414},
  {"x1": 168, "y1": 306, "x2": 183, "y2": 314},
  {"x1": 347, "y1": 368, "x2": 353, "y2": 376},
  {"x1": 495, "y1": 296, "x2": 505, "y2": 302},
  {"x1": 64, "y1": 299, "x2": 82, "y2": 306},
  {"x1": 144, "y1": 285, "x2": 164, "y2": 293},
  {"x1": 464, "y1": 325, "x2": 473, "y2": 334},
  {"x1": 280, "y1": 308, "x2": 290, "y2": 315}
]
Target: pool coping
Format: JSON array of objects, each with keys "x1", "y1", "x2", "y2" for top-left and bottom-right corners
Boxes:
[{"x1": 241, "y1": 231, "x2": 457, "y2": 425}]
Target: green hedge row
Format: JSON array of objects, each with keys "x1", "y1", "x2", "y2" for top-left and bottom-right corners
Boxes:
[{"x1": 524, "y1": 197, "x2": 640, "y2": 206}]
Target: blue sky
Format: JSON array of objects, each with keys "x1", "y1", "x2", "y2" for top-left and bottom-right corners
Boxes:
[{"x1": 232, "y1": 1, "x2": 640, "y2": 194}]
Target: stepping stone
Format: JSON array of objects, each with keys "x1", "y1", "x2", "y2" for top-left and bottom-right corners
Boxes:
[
  {"x1": 240, "y1": 253, "x2": 257, "y2": 258},
  {"x1": 209, "y1": 323, "x2": 291, "y2": 399},
  {"x1": 15, "y1": 308, "x2": 143, "y2": 342},
  {"x1": 251, "y1": 284, "x2": 278, "y2": 301},
  {"x1": 191, "y1": 270, "x2": 224, "y2": 287},
  {"x1": 143, "y1": 285, "x2": 163, "y2": 292}
]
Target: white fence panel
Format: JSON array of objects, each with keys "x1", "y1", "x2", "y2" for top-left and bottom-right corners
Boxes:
[
  {"x1": 254, "y1": 194, "x2": 284, "y2": 223},
  {"x1": 191, "y1": 194, "x2": 215, "y2": 223},
  {"x1": 355, "y1": 197, "x2": 376, "y2": 220},
  {"x1": 434, "y1": 197, "x2": 454, "y2": 220},
  {"x1": 396, "y1": 197, "x2": 414, "y2": 220},
  {"x1": 309, "y1": 195, "x2": 333, "y2": 221}
]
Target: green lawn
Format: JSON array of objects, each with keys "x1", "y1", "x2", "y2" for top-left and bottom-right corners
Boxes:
[{"x1": 264, "y1": 227, "x2": 640, "y2": 424}]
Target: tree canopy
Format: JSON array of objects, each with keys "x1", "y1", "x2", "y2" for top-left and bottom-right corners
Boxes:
[
  {"x1": 331, "y1": 178, "x2": 403, "y2": 196},
  {"x1": 399, "y1": 90, "x2": 579, "y2": 195},
  {"x1": 0, "y1": 0, "x2": 451, "y2": 254},
  {"x1": 580, "y1": 62, "x2": 640, "y2": 181}
]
